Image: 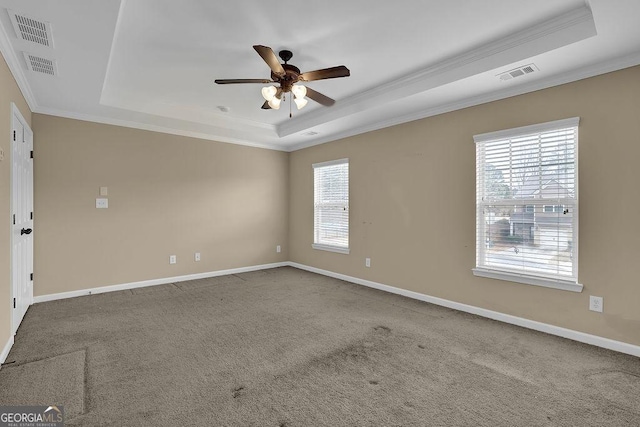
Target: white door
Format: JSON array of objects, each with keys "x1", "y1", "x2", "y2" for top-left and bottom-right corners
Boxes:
[{"x1": 11, "y1": 103, "x2": 34, "y2": 335}]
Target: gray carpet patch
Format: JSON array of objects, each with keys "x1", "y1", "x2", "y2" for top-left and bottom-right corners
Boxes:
[
  {"x1": 130, "y1": 283, "x2": 181, "y2": 295},
  {"x1": 176, "y1": 274, "x2": 246, "y2": 290},
  {"x1": 587, "y1": 370, "x2": 640, "y2": 413},
  {"x1": 0, "y1": 350, "x2": 85, "y2": 418},
  {"x1": 2, "y1": 267, "x2": 639, "y2": 426}
]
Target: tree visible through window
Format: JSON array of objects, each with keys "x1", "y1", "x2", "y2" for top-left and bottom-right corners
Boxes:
[
  {"x1": 313, "y1": 159, "x2": 349, "y2": 253},
  {"x1": 474, "y1": 118, "x2": 579, "y2": 288}
]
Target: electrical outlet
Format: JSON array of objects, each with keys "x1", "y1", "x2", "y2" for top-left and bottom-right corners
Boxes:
[
  {"x1": 365, "y1": 258, "x2": 371, "y2": 268},
  {"x1": 589, "y1": 295, "x2": 603, "y2": 313},
  {"x1": 169, "y1": 255, "x2": 176, "y2": 264},
  {"x1": 95, "y1": 198, "x2": 108, "y2": 209},
  {"x1": 276, "y1": 245, "x2": 281, "y2": 253},
  {"x1": 195, "y1": 252, "x2": 201, "y2": 262}
]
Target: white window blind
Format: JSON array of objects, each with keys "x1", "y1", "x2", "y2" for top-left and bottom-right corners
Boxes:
[
  {"x1": 473, "y1": 118, "x2": 580, "y2": 291},
  {"x1": 313, "y1": 159, "x2": 349, "y2": 254}
]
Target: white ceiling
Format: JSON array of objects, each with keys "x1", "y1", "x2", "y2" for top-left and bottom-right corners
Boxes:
[{"x1": 1, "y1": 0, "x2": 639, "y2": 151}]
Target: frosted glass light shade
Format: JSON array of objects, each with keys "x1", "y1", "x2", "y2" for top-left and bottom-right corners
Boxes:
[
  {"x1": 294, "y1": 98, "x2": 308, "y2": 110},
  {"x1": 261, "y1": 86, "x2": 277, "y2": 101},
  {"x1": 268, "y1": 97, "x2": 281, "y2": 109},
  {"x1": 292, "y1": 85, "x2": 307, "y2": 99}
]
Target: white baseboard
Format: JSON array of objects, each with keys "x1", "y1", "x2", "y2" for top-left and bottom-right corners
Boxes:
[
  {"x1": 29, "y1": 260, "x2": 640, "y2": 358},
  {"x1": 288, "y1": 262, "x2": 640, "y2": 358},
  {"x1": 0, "y1": 335, "x2": 14, "y2": 369},
  {"x1": 33, "y1": 262, "x2": 289, "y2": 304}
]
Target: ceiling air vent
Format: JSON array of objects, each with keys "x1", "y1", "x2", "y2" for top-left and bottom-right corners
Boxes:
[
  {"x1": 23, "y1": 52, "x2": 57, "y2": 76},
  {"x1": 497, "y1": 64, "x2": 538, "y2": 81},
  {"x1": 7, "y1": 9, "x2": 54, "y2": 47},
  {"x1": 304, "y1": 131, "x2": 319, "y2": 136}
]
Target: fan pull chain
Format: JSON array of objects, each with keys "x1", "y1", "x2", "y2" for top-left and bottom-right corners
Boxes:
[{"x1": 289, "y1": 94, "x2": 292, "y2": 118}]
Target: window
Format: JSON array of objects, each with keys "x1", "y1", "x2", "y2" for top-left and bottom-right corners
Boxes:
[
  {"x1": 543, "y1": 205, "x2": 564, "y2": 213},
  {"x1": 313, "y1": 159, "x2": 349, "y2": 254},
  {"x1": 473, "y1": 118, "x2": 581, "y2": 292}
]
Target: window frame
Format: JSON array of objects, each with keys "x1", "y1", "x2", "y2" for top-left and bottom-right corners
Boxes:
[
  {"x1": 312, "y1": 158, "x2": 350, "y2": 255},
  {"x1": 473, "y1": 117, "x2": 582, "y2": 292}
]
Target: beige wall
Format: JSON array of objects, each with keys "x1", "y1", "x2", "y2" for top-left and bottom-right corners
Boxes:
[
  {"x1": 289, "y1": 66, "x2": 640, "y2": 346},
  {"x1": 0, "y1": 53, "x2": 31, "y2": 349},
  {"x1": 3, "y1": 55, "x2": 639, "y2": 351},
  {"x1": 33, "y1": 115, "x2": 289, "y2": 296}
]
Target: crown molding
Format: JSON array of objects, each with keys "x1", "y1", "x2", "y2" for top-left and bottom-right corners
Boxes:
[
  {"x1": 33, "y1": 106, "x2": 287, "y2": 151},
  {"x1": 278, "y1": 3, "x2": 596, "y2": 138},
  {"x1": 99, "y1": 96, "x2": 278, "y2": 133},
  {"x1": 3, "y1": 1, "x2": 637, "y2": 154},
  {"x1": 0, "y1": 9, "x2": 37, "y2": 111},
  {"x1": 17, "y1": 47, "x2": 640, "y2": 155},
  {"x1": 287, "y1": 51, "x2": 640, "y2": 152}
]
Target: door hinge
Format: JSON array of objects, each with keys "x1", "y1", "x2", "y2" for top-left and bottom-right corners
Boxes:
[
  {"x1": 30, "y1": 273, "x2": 33, "y2": 281},
  {"x1": 13, "y1": 130, "x2": 16, "y2": 141},
  {"x1": 13, "y1": 298, "x2": 16, "y2": 309},
  {"x1": 13, "y1": 214, "x2": 16, "y2": 225},
  {"x1": 30, "y1": 150, "x2": 33, "y2": 159},
  {"x1": 30, "y1": 212, "x2": 33, "y2": 220}
]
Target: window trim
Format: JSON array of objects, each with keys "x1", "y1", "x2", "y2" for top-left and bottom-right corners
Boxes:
[
  {"x1": 472, "y1": 268, "x2": 583, "y2": 292},
  {"x1": 312, "y1": 158, "x2": 350, "y2": 255},
  {"x1": 312, "y1": 243, "x2": 350, "y2": 255},
  {"x1": 473, "y1": 117, "x2": 582, "y2": 292},
  {"x1": 473, "y1": 117, "x2": 580, "y2": 144}
]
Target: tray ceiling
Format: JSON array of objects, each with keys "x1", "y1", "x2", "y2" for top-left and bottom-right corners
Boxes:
[{"x1": 1, "y1": 0, "x2": 639, "y2": 151}]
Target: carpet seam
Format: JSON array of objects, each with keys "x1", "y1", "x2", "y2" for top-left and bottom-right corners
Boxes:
[{"x1": 0, "y1": 348, "x2": 87, "y2": 369}]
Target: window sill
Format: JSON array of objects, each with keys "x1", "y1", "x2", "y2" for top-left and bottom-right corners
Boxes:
[
  {"x1": 472, "y1": 268, "x2": 583, "y2": 293},
  {"x1": 312, "y1": 243, "x2": 350, "y2": 255}
]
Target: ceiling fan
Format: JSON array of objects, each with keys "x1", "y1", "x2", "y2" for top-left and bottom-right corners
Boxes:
[{"x1": 215, "y1": 45, "x2": 350, "y2": 112}]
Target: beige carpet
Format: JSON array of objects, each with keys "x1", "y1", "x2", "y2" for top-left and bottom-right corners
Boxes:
[{"x1": 1, "y1": 267, "x2": 638, "y2": 426}]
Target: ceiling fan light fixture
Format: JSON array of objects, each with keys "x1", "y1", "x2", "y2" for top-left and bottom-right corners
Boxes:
[
  {"x1": 261, "y1": 85, "x2": 277, "y2": 101},
  {"x1": 294, "y1": 98, "x2": 308, "y2": 110},
  {"x1": 215, "y1": 45, "x2": 349, "y2": 112},
  {"x1": 292, "y1": 84, "x2": 307, "y2": 99},
  {"x1": 268, "y1": 96, "x2": 281, "y2": 110}
]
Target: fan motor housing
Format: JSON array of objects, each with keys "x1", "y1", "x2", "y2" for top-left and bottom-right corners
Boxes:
[{"x1": 272, "y1": 63, "x2": 301, "y2": 93}]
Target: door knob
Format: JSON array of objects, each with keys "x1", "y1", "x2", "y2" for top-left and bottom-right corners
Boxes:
[{"x1": 20, "y1": 228, "x2": 32, "y2": 235}]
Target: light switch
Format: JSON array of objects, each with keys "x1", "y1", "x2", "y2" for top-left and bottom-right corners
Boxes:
[
  {"x1": 96, "y1": 198, "x2": 108, "y2": 209},
  {"x1": 99, "y1": 187, "x2": 108, "y2": 196}
]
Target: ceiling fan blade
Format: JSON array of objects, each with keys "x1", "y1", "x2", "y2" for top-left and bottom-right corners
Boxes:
[
  {"x1": 305, "y1": 87, "x2": 335, "y2": 106},
  {"x1": 253, "y1": 45, "x2": 285, "y2": 77},
  {"x1": 215, "y1": 79, "x2": 274, "y2": 84},
  {"x1": 299, "y1": 66, "x2": 350, "y2": 82}
]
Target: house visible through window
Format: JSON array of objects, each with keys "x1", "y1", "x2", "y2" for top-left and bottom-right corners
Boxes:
[
  {"x1": 473, "y1": 118, "x2": 581, "y2": 292},
  {"x1": 313, "y1": 159, "x2": 349, "y2": 254}
]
